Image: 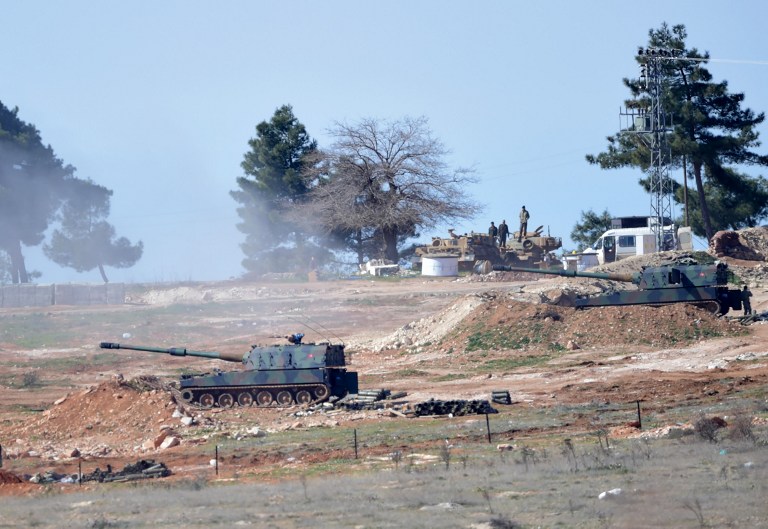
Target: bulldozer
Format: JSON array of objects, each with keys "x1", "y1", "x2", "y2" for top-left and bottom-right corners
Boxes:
[{"x1": 412, "y1": 225, "x2": 562, "y2": 272}]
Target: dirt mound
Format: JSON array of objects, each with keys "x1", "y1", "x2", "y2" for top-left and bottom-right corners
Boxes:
[
  {"x1": 449, "y1": 294, "x2": 745, "y2": 352},
  {"x1": 12, "y1": 378, "x2": 180, "y2": 458},
  {"x1": 0, "y1": 470, "x2": 23, "y2": 484},
  {"x1": 368, "y1": 290, "x2": 746, "y2": 355}
]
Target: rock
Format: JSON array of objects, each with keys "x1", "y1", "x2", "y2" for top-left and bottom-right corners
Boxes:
[
  {"x1": 159, "y1": 436, "x2": 180, "y2": 450},
  {"x1": 54, "y1": 395, "x2": 68, "y2": 406},
  {"x1": 152, "y1": 431, "x2": 169, "y2": 448},
  {"x1": 598, "y1": 488, "x2": 623, "y2": 500},
  {"x1": 180, "y1": 416, "x2": 195, "y2": 426},
  {"x1": 172, "y1": 409, "x2": 183, "y2": 418},
  {"x1": 566, "y1": 340, "x2": 580, "y2": 350},
  {"x1": 68, "y1": 448, "x2": 81, "y2": 458},
  {"x1": 496, "y1": 443, "x2": 516, "y2": 451}
]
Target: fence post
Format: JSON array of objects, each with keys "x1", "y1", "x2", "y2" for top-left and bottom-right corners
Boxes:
[
  {"x1": 486, "y1": 413, "x2": 492, "y2": 443},
  {"x1": 354, "y1": 429, "x2": 358, "y2": 459},
  {"x1": 636, "y1": 400, "x2": 642, "y2": 430}
]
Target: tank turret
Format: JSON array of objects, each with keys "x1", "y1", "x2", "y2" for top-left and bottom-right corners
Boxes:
[
  {"x1": 99, "y1": 336, "x2": 358, "y2": 409},
  {"x1": 474, "y1": 260, "x2": 742, "y2": 314}
]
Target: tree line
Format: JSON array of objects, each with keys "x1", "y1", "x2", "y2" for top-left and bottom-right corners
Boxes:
[
  {"x1": 3, "y1": 23, "x2": 767, "y2": 281},
  {"x1": 575, "y1": 23, "x2": 768, "y2": 249},
  {"x1": 0, "y1": 104, "x2": 142, "y2": 284}
]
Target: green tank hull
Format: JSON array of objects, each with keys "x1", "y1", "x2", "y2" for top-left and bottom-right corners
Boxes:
[
  {"x1": 476, "y1": 261, "x2": 742, "y2": 315},
  {"x1": 100, "y1": 339, "x2": 358, "y2": 408}
]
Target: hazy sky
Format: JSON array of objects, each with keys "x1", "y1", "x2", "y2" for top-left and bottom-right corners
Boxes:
[{"x1": 3, "y1": 1, "x2": 768, "y2": 283}]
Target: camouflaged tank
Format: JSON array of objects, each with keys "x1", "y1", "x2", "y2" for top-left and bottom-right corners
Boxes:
[
  {"x1": 99, "y1": 334, "x2": 358, "y2": 408},
  {"x1": 474, "y1": 261, "x2": 743, "y2": 315},
  {"x1": 412, "y1": 226, "x2": 562, "y2": 272}
]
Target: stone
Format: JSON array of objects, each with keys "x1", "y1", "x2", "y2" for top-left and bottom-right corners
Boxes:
[
  {"x1": 152, "y1": 431, "x2": 169, "y2": 448},
  {"x1": 180, "y1": 416, "x2": 195, "y2": 426},
  {"x1": 159, "y1": 436, "x2": 180, "y2": 450}
]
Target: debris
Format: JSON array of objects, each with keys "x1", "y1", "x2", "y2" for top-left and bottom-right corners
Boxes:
[
  {"x1": 413, "y1": 399, "x2": 498, "y2": 417},
  {"x1": 80, "y1": 459, "x2": 171, "y2": 483},
  {"x1": 491, "y1": 390, "x2": 512, "y2": 405}
]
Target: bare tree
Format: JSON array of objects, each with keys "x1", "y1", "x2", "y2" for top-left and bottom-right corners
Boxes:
[{"x1": 302, "y1": 116, "x2": 479, "y2": 262}]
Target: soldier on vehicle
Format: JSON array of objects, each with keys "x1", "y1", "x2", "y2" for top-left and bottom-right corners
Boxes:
[
  {"x1": 488, "y1": 221, "x2": 498, "y2": 243},
  {"x1": 498, "y1": 220, "x2": 509, "y2": 247},
  {"x1": 742, "y1": 285, "x2": 753, "y2": 315},
  {"x1": 518, "y1": 206, "x2": 530, "y2": 242}
]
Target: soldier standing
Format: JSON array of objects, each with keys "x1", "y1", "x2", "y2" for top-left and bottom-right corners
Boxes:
[
  {"x1": 742, "y1": 285, "x2": 753, "y2": 315},
  {"x1": 488, "y1": 221, "x2": 499, "y2": 242},
  {"x1": 518, "y1": 206, "x2": 530, "y2": 242},
  {"x1": 498, "y1": 220, "x2": 509, "y2": 247}
]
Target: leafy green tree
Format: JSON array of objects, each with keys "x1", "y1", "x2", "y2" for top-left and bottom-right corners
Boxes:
[
  {"x1": 680, "y1": 168, "x2": 768, "y2": 235},
  {"x1": 43, "y1": 179, "x2": 143, "y2": 283},
  {"x1": 570, "y1": 209, "x2": 612, "y2": 251},
  {"x1": 587, "y1": 23, "x2": 768, "y2": 241},
  {"x1": 302, "y1": 116, "x2": 478, "y2": 263},
  {"x1": 231, "y1": 105, "x2": 319, "y2": 276},
  {"x1": 0, "y1": 102, "x2": 73, "y2": 283}
]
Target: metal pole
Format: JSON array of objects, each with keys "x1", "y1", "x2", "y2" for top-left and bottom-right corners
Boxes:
[
  {"x1": 354, "y1": 429, "x2": 358, "y2": 459},
  {"x1": 215, "y1": 445, "x2": 219, "y2": 476},
  {"x1": 485, "y1": 413, "x2": 492, "y2": 443},
  {"x1": 636, "y1": 400, "x2": 642, "y2": 430},
  {"x1": 0, "y1": 444, "x2": 3, "y2": 468},
  {"x1": 78, "y1": 460, "x2": 82, "y2": 486}
]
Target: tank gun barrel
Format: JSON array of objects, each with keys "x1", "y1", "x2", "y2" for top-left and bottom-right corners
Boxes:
[
  {"x1": 99, "y1": 342, "x2": 244, "y2": 363},
  {"x1": 476, "y1": 261, "x2": 641, "y2": 284}
]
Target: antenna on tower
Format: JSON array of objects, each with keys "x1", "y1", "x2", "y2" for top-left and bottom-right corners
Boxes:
[{"x1": 620, "y1": 47, "x2": 677, "y2": 251}]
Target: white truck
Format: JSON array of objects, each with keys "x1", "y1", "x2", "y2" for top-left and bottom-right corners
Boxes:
[{"x1": 583, "y1": 216, "x2": 693, "y2": 265}]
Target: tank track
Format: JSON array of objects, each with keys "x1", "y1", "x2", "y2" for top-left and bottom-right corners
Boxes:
[{"x1": 178, "y1": 383, "x2": 331, "y2": 408}]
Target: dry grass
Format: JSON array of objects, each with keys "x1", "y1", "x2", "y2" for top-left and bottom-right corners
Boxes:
[{"x1": 2, "y1": 425, "x2": 767, "y2": 528}]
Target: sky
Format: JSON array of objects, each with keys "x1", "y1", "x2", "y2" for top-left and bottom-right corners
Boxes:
[{"x1": 2, "y1": 1, "x2": 768, "y2": 284}]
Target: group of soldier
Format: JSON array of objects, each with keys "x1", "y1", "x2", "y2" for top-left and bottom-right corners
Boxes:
[{"x1": 489, "y1": 206, "x2": 530, "y2": 248}]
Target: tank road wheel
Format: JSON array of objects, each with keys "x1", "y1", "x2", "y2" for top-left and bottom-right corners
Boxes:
[
  {"x1": 237, "y1": 392, "x2": 254, "y2": 407},
  {"x1": 199, "y1": 393, "x2": 215, "y2": 408},
  {"x1": 218, "y1": 393, "x2": 234, "y2": 408},
  {"x1": 256, "y1": 390, "x2": 273, "y2": 407},
  {"x1": 180, "y1": 389, "x2": 194, "y2": 403},
  {"x1": 276, "y1": 390, "x2": 294, "y2": 406},
  {"x1": 314, "y1": 385, "x2": 330, "y2": 401},
  {"x1": 296, "y1": 390, "x2": 312, "y2": 405}
]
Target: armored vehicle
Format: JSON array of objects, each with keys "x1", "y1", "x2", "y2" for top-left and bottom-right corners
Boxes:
[
  {"x1": 474, "y1": 261, "x2": 743, "y2": 315},
  {"x1": 100, "y1": 334, "x2": 358, "y2": 408},
  {"x1": 412, "y1": 226, "x2": 561, "y2": 272}
]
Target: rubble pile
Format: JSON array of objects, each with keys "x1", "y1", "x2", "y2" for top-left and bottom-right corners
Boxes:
[{"x1": 355, "y1": 294, "x2": 485, "y2": 352}]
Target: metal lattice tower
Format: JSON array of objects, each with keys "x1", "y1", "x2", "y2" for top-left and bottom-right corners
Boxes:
[{"x1": 620, "y1": 48, "x2": 676, "y2": 251}]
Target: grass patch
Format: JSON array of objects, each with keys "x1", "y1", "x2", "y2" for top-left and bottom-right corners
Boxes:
[
  {"x1": 431, "y1": 373, "x2": 469, "y2": 382},
  {"x1": 478, "y1": 355, "x2": 553, "y2": 371},
  {"x1": 390, "y1": 369, "x2": 430, "y2": 378}
]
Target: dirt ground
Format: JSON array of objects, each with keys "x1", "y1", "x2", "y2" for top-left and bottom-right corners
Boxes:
[{"x1": 1, "y1": 246, "x2": 767, "y2": 494}]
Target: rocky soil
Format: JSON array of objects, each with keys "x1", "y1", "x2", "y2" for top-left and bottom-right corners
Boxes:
[{"x1": 1, "y1": 227, "x2": 768, "y2": 494}]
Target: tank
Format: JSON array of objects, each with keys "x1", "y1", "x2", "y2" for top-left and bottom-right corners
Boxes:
[
  {"x1": 99, "y1": 334, "x2": 358, "y2": 408},
  {"x1": 474, "y1": 261, "x2": 743, "y2": 315},
  {"x1": 412, "y1": 226, "x2": 562, "y2": 272}
]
